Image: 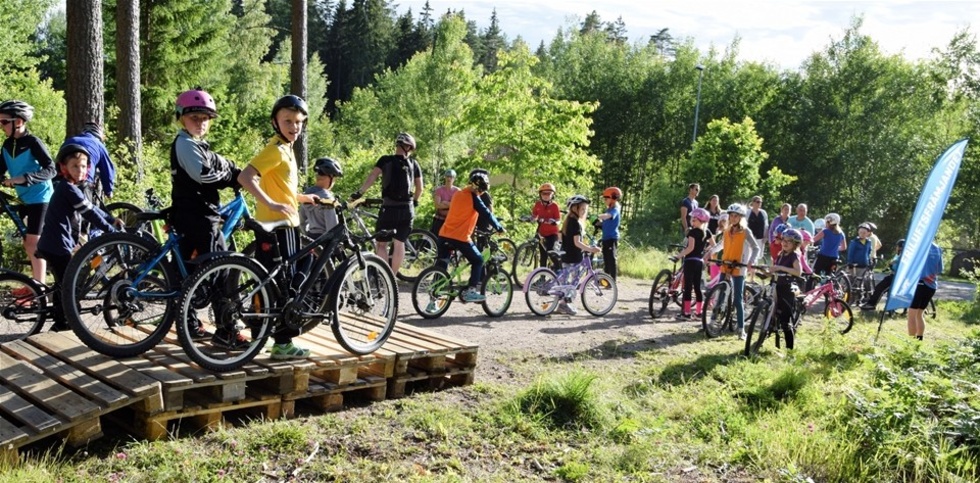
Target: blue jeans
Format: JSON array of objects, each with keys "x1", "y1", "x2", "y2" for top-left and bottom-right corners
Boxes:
[
  {"x1": 437, "y1": 237, "x2": 484, "y2": 289},
  {"x1": 732, "y1": 275, "x2": 746, "y2": 329}
]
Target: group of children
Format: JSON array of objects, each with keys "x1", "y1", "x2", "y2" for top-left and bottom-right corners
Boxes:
[{"x1": 677, "y1": 197, "x2": 942, "y2": 344}]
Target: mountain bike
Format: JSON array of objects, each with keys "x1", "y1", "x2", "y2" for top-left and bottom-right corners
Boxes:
[
  {"x1": 511, "y1": 215, "x2": 561, "y2": 288},
  {"x1": 176, "y1": 198, "x2": 398, "y2": 372},
  {"x1": 648, "y1": 244, "x2": 687, "y2": 318},
  {"x1": 743, "y1": 270, "x2": 796, "y2": 356},
  {"x1": 702, "y1": 260, "x2": 763, "y2": 338},
  {"x1": 523, "y1": 245, "x2": 617, "y2": 317},
  {"x1": 59, "y1": 191, "x2": 251, "y2": 358},
  {"x1": 411, "y1": 230, "x2": 513, "y2": 319}
]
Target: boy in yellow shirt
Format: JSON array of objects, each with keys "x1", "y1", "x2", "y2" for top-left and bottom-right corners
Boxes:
[{"x1": 237, "y1": 95, "x2": 317, "y2": 360}]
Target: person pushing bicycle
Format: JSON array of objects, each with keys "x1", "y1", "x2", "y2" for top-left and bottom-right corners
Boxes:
[{"x1": 435, "y1": 170, "x2": 504, "y2": 303}]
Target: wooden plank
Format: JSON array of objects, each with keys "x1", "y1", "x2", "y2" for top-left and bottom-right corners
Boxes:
[
  {"x1": 0, "y1": 353, "x2": 101, "y2": 422},
  {"x1": 28, "y1": 333, "x2": 163, "y2": 396},
  {"x1": 396, "y1": 323, "x2": 479, "y2": 349},
  {"x1": 0, "y1": 385, "x2": 60, "y2": 433},
  {"x1": 0, "y1": 416, "x2": 28, "y2": 446},
  {"x1": 1, "y1": 341, "x2": 129, "y2": 410}
]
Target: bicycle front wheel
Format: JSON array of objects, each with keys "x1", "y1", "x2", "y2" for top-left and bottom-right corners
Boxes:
[
  {"x1": 104, "y1": 202, "x2": 144, "y2": 231},
  {"x1": 327, "y1": 253, "x2": 397, "y2": 354},
  {"x1": 702, "y1": 281, "x2": 732, "y2": 338},
  {"x1": 581, "y1": 272, "x2": 617, "y2": 316},
  {"x1": 744, "y1": 300, "x2": 772, "y2": 356},
  {"x1": 524, "y1": 268, "x2": 559, "y2": 316},
  {"x1": 824, "y1": 299, "x2": 854, "y2": 335},
  {"x1": 395, "y1": 229, "x2": 438, "y2": 282},
  {"x1": 0, "y1": 272, "x2": 47, "y2": 342},
  {"x1": 512, "y1": 241, "x2": 539, "y2": 289},
  {"x1": 62, "y1": 232, "x2": 177, "y2": 358},
  {"x1": 648, "y1": 269, "x2": 672, "y2": 318},
  {"x1": 177, "y1": 256, "x2": 274, "y2": 372},
  {"x1": 412, "y1": 266, "x2": 453, "y2": 319},
  {"x1": 481, "y1": 265, "x2": 513, "y2": 317},
  {"x1": 832, "y1": 273, "x2": 852, "y2": 303}
]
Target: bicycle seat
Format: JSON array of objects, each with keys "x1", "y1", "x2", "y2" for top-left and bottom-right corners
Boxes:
[{"x1": 245, "y1": 218, "x2": 293, "y2": 235}]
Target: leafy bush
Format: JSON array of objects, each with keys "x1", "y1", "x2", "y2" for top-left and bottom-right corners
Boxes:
[{"x1": 837, "y1": 333, "x2": 980, "y2": 480}]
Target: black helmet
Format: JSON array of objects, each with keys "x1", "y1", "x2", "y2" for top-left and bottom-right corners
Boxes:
[
  {"x1": 56, "y1": 143, "x2": 91, "y2": 165},
  {"x1": 271, "y1": 95, "x2": 309, "y2": 119},
  {"x1": 0, "y1": 100, "x2": 34, "y2": 122},
  {"x1": 313, "y1": 157, "x2": 343, "y2": 177},
  {"x1": 469, "y1": 171, "x2": 490, "y2": 192},
  {"x1": 896, "y1": 239, "x2": 906, "y2": 250},
  {"x1": 469, "y1": 168, "x2": 489, "y2": 178}
]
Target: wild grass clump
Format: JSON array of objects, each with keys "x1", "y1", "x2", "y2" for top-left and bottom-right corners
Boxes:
[
  {"x1": 835, "y1": 331, "x2": 980, "y2": 481},
  {"x1": 505, "y1": 370, "x2": 608, "y2": 431}
]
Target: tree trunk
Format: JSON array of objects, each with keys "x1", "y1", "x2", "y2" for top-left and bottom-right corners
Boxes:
[
  {"x1": 291, "y1": 0, "x2": 308, "y2": 173},
  {"x1": 116, "y1": 0, "x2": 143, "y2": 181},
  {"x1": 66, "y1": 0, "x2": 105, "y2": 137}
]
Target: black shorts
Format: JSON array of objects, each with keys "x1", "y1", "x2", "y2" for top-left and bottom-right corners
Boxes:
[
  {"x1": 910, "y1": 283, "x2": 937, "y2": 309},
  {"x1": 376, "y1": 205, "x2": 414, "y2": 242},
  {"x1": 21, "y1": 203, "x2": 47, "y2": 236}
]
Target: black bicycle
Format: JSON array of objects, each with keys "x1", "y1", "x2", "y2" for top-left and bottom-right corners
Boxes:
[{"x1": 176, "y1": 198, "x2": 398, "y2": 372}]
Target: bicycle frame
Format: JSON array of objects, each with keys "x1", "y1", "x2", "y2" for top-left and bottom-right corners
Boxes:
[
  {"x1": 522, "y1": 252, "x2": 599, "y2": 295},
  {"x1": 797, "y1": 275, "x2": 843, "y2": 311},
  {"x1": 125, "y1": 192, "x2": 250, "y2": 300},
  {"x1": 0, "y1": 190, "x2": 28, "y2": 238},
  {"x1": 432, "y1": 234, "x2": 503, "y2": 296}
]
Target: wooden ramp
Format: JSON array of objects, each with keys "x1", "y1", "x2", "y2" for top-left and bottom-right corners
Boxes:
[{"x1": 0, "y1": 321, "x2": 477, "y2": 459}]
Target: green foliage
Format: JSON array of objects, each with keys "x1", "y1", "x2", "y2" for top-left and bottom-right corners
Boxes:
[
  {"x1": 0, "y1": 0, "x2": 53, "y2": 71},
  {"x1": 837, "y1": 334, "x2": 980, "y2": 479},
  {"x1": 681, "y1": 116, "x2": 779, "y2": 204}
]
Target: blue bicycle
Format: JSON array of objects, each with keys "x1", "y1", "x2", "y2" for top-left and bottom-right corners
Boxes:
[{"x1": 60, "y1": 191, "x2": 251, "y2": 357}]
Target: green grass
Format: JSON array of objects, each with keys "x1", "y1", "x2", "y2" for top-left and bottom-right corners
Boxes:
[{"x1": 3, "y1": 303, "x2": 979, "y2": 481}]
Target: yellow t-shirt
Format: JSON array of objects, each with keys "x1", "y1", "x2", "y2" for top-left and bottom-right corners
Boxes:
[{"x1": 249, "y1": 135, "x2": 299, "y2": 226}]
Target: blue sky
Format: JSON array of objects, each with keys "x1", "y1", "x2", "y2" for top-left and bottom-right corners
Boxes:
[{"x1": 394, "y1": 0, "x2": 979, "y2": 70}]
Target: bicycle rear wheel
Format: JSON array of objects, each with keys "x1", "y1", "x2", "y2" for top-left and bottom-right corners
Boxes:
[
  {"x1": 0, "y1": 272, "x2": 47, "y2": 342},
  {"x1": 524, "y1": 268, "x2": 559, "y2": 316},
  {"x1": 832, "y1": 273, "x2": 852, "y2": 303},
  {"x1": 481, "y1": 265, "x2": 513, "y2": 317},
  {"x1": 177, "y1": 256, "x2": 274, "y2": 372},
  {"x1": 648, "y1": 269, "x2": 672, "y2": 318},
  {"x1": 395, "y1": 229, "x2": 438, "y2": 282},
  {"x1": 824, "y1": 299, "x2": 854, "y2": 335},
  {"x1": 62, "y1": 232, "x2": 177, "y2": 358},
  {"x1": 702, "y1": 281, "x2": 732, "y2": 338},
  {"x1": 328, "y1": 253, "x2": 398, "y2": 354},
  {"x1": 511, "y1": 241, "x2": 539, "y2": 289},
  {"x1": 411, "y1": 266, "x2": 453, "y2": 319},
  {"x1": 581, "y1": 272, "x2": 617, "y2": 316},
  {"x1": 104, "y1": 202, "x2": 144, "y2": 232}
]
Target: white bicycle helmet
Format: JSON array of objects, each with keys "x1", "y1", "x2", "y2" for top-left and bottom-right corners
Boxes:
[
  {"x1": 825, "y1": 213, "x2": 841, "y2": 225},
  {"x1": 566, "y1": 194, "x2": 591, "y2": 209},
  {"x1": 726, "y1": 203, "x2": 748, "y2": 217}
]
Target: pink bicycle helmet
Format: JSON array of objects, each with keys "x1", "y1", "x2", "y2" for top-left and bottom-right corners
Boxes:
[
  {"x1": 690, "y1": 207, "x2": 710, "y2": 223},
  {"x1": 175, "y1": 89, "x2": 217, "y2": 119}
]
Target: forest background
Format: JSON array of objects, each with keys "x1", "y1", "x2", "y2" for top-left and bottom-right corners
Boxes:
[{"x1": 8, "y1": 0, "x2": 980, "y2": 250}]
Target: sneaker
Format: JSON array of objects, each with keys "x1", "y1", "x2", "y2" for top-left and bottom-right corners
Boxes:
[
  {"x1": 675, "y1": 312, "x2": 691, "y2": 320},
  {"x1": 739, "y1": 329, "x2": 747, "y2": 340},
  {"x1": 461, "y1": 288, "x2": 486, "y2": 303},
  {"x1": 189, "y1": 324, "x2": 214, "y2": 340},
  {"x1": 425, "y1": 300, "x2": 438, "y2": 313},
  {"x1": 557, "y1": 302, "x2": 578, "y2": 315},
  {"x1": 211, "y1": 329, "x2": 250, "y2": 350},
  {"x1": 860, "y1": 304, "x2": 875, "y2": 311},
  {"x1": 270, "y1": 342, "x2": 311, "y2": 360}
]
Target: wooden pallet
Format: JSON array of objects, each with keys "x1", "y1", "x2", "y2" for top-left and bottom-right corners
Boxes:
[
  {"x1": 377, "y1": 323, "x2": 479, "y2": 398},
  {"x1": 0, "y1": 333, "x2": 162, "y2": 461},
  {"x1": 114, "y1": 389, "x2": 284, "y2": 441}
]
